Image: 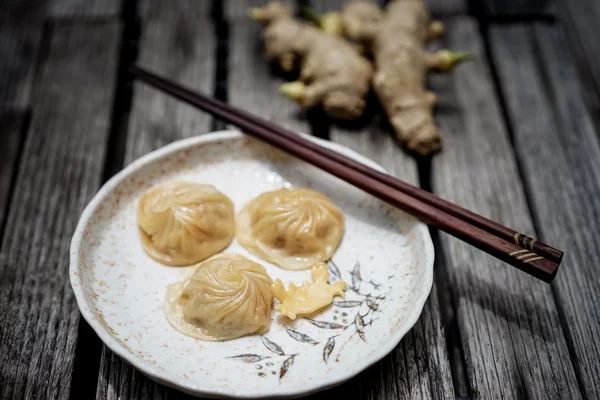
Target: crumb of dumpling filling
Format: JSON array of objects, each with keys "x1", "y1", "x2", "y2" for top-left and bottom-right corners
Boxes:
[{"x1": 272, "y1": 263, "x2": 346, "y2": 319}]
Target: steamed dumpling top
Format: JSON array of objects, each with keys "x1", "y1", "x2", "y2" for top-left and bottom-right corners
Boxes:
[
  {"x1": 164, "y1": 254, "x2": 273, "y2": 341},
  {"x1": 137, "y1": 181, "x2": 234, "y2": 266},
  {"x1": 236, "y1": 188, "x2": 344, "y2": 270}
]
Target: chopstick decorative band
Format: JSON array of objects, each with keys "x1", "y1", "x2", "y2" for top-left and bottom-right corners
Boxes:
[
  {"x1": 514, "y1": 232, "x2": 539, "y2": 252},
  {"x1": 129, "y1": 65, "x2": 563, "y2": 283}
]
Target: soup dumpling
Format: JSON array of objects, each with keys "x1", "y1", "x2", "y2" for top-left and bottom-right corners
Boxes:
[
  {"x1": 137, "y1": 182, "x2": 234, "y2": 266},
  {"x1": 236, "y1": 188, "x2": 344, "y2": 270},
  {"x1": 164, "y1": 254, "x2": 273, "y2": 341}
]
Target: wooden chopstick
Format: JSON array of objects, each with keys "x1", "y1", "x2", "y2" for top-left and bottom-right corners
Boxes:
[{"x1": 129, "y1": 65, "x2": 561, "y2": 283}]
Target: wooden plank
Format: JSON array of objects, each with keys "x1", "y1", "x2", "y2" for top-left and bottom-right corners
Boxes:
[
  {"x1": 228, "y1": 16, "x2": 309, "y2": 134},
  {"x1": 482, "y1": 0, "x2": 554, "y2": 16},
  {"x1": 48, "y1": 0, "x2": 122, "y2": 18},
  {"x1": 124, "y1": 0, "x2": 215, "y2": 161},
  {"x1": 489, "y1": 23, "x2": 600, "y2": 400},
  {"x1": 227, "y1": 0, "x2": 467, "y2": 21},
  {"x1": 96, "y1": 1, "x2": 215, "y2": 398},
  {"x1": 0, "y1": 0, "x2": 45, "y2": 108},
  {"x1": 556, "y1": 0, "x2": 600, "y2": 120},
  {"x1": 0, "y1": 21, "x2": 120, "y2": 399},
  {"x1": 0, "y1": 110, "x2": 25, "y2": 237},
  {"x1": 427, "y1": 17, "x2": 581, "y2": 399},
  {"x1": 312, "y1": 0, "x2": 467, "y2": 18}
]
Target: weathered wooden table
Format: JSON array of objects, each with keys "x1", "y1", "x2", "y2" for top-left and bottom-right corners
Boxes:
[{"x1": 1, "y1": 0, "x2": 599, "y2": 398}]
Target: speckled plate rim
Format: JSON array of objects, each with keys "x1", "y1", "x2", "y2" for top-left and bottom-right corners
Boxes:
[{"x1": 70, "y1": 130, "x2": 434, "y2": 399}]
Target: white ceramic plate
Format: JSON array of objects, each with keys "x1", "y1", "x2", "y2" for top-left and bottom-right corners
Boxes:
[{"x1": 70, "y1": 130, "x2": 434, "y2": 399}]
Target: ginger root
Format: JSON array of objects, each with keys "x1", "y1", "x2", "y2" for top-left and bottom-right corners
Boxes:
[
  {"x1": 250, "y1": 2, "x2": 372, "y2": 120},
  {"x1": 312, "y1": 0, "x2": 470, "y2": 155}
]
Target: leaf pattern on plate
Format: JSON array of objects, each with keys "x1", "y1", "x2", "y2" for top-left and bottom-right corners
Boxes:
[
  {"x1": 357, "y1": 329, "x2": 366, "y2": 342},
  {"x1": 286, "y1": 328, "x2": 318, "y2": 345},
  {"x1": 368, "y1": 280, "x2": 381, "y2": 290},
  {"x1": 355, "y1": 314, "x2": 367, "y2": 342},
  {"x1": 328, "y1": 260, "x2": 341, "y2": 279},
  {"x1": 262, "y1": 336, "x2": 285, "y2": 355},
  {"x1": 333, "y1": 300, "x2": 363, "y2": 308},
  {"x1": 366, "y1": 297, "x2": 378, "y2": 311},
  {"x1": 306, "y1": 319, "x2": 346, "y2": 329},
  {"x1": 227, "y1": 354, "x2": 267, "y2": 363},
  {"x1": 351, "y1": 263, "x2": 361, "y2": 289},
  {"x1": 355, "y1": 313, "x2": 366, "y2": 329},
  {"x1": 323, "y1": 337, "x2": 335, "y2": 363},
  {"x1": 280, "y1": 355, "x2": 296, "y2": 379}
]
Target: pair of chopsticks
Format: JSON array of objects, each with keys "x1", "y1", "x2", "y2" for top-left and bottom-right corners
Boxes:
[{"x1": 129, "y1": 65, "x2": 563, "y2": 283}]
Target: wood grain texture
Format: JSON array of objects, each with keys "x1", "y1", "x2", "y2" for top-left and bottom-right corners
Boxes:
[
  {"x1": 556, "y1": 0, "x2": 600, "y2": 122},
  {"x1": 228, "y1": 17, "x2": 309, "y2": 134},
  {"x1": 0, "y1": 0, "x2": 45, "y2": 108},
  {"x1": 96, "y1": 1, "x2": 215, "y2": 398},
  {"x1": 0, "y1": 110, "x2": 25, "y2": 237},
  {"x1": 225, "y1": 0, "x2": 294, "y2": 19},
  {"x1": 311, "y1": 0, "x2": 467, "y2": 16},
  {"x1": 482, "y1": 0, "x2": 554, "y2": 16},
  {"x1": 48, "y1": 0, "x2": 122, "y2": 17},
  {"x1": 428, "y1": 17, "x2": 581, "y2": 399},
  {"x1": 489, "y1": 23, "x2": 600, "y2": 400},
  {"x1": 0, "y1": 21, "x2": 120, "y2": 399},
  {"x1": 125, "y1": 0, "x2": 215, "y2": 162}
]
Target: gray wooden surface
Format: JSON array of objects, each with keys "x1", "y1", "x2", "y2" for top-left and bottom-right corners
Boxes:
[
  {"x1": 0, "y1": 110, "x2": 24, "y2": 235},
  {"x1": 310, "y1": 0, "x2": 467, "y2": 15},
  {"x1": 228, "y1": 17, "x2": 309, "y2": 134},
  {"x1": 1, "y1": 0, "x2": 600, "y2": 399},
  {"x1": 48, "y1": 0, "x2": 122, "y2": 18},
  {"x1": 557, "y1": 0, "x2": 600, "y2": 123},
  {"x1": 482, "y1": 0, "x2": 555, "y2": 16},
  {"x1": 430, "y1": 17, "x2": 580, "y2": 400},
  {"x1": 490, "y1": 23, "x2": 600, "y2": 399},
  {"x1": 0, "y1": 21, "x2": 120, "y2": 399},
  {"x1": 0, "y1": 0, "x2": 45, "y2": 108}
]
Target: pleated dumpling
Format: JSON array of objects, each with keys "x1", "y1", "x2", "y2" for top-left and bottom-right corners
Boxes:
[
  {"x1": 137, "y1": 182, "x2": 234, "y2": 266},
  {"x1": 164, "y1": 254, "x2": 273, "y2": 341},
  {"x1": 236, "y1": 188, "x2": 344, "y2": 270}
]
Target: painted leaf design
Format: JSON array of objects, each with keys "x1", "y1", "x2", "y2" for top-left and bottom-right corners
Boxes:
[
  {"x1": 355, "y1": 313, "x2": 366, "y2": 329},
  {"x1": 286, "y1": 328, "x2": 318, "y2": 345},
  {"x1": 279, "y1": 355, "x2": 295, "y2": 379},
  {"x1": 262, "y1": 336, "x2": 285, "y2": 355},
  {"x1": 333, "y1": 300, "x2": 362, "y2": 308},
  {"x1": 357, "y1": 329, "x2": 366, "y2": 342},
  {"x1": 328, "y1": 261, "x2": 341, "y2": 278},
  {"x1": 227, "y1": 354, "x2": 266, "y2": 363},
  {"x1": 306, "y1": 319, "x2": 346, "y2": 329},
  {"x1": 323, "y1": 337, "x2": 335, "y2": 363},
  {"x1": 351, "y1": 264, "x2": 361, "y2": 289},
  {"x1": 366, "y1": 298, "x2": 378, "y2": 311}
]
